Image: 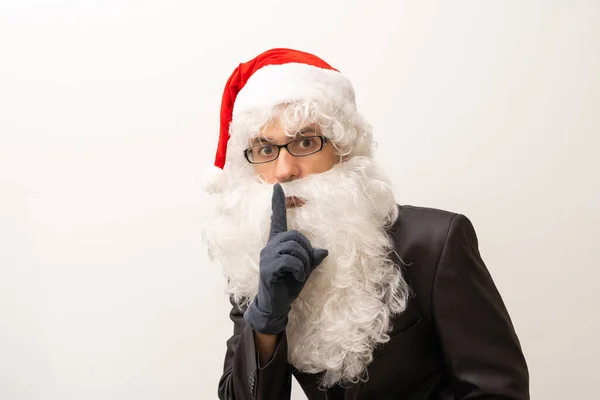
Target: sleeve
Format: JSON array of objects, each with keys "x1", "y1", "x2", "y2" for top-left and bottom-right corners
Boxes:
[
  {"x1": 433, "y1": 214, "x2": 530, "y2": 400},
  {"x1": 218, "y1": 296, "x2": 292, "y2": 400}
]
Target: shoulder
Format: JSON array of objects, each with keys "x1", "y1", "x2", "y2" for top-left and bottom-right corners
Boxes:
[
  {"x1": 392, "y1": 204, "x2": 478, "y2": 258},
  {"x1": 392, "y1": 205, "x2": 462, "y2": 252},
  {"x1": 398, "y1": 204, "x2": 458, "y2": 226}
]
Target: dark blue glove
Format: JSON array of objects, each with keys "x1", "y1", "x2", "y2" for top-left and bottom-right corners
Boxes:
[{"x1": 244, "y1": 184, "x2": 328, "y2": 334}]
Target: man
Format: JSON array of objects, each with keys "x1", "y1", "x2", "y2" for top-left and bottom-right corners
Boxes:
[{"x1": 202, "y1": 48, "x2": 529, "y2": 400}]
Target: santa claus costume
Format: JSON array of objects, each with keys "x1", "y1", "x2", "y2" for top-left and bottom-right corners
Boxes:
[{"x1": 203, "y1": 48, "x2": 529, "y2": 400}]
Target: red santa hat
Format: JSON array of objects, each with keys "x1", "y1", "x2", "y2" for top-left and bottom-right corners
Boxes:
[{"x1": 203, "y1": 48, "x2": 356, "y2": 194}]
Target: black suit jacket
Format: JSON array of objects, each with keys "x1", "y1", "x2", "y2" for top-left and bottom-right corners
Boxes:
[{"x1": 218, "y1": 205, "x2": 530, "y2": 399}]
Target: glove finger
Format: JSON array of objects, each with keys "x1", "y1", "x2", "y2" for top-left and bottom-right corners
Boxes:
[
  {"x1": 275, "y1": 240, "x2": 310, "y2": 266},
  {"x1": 311, "y1": 248, "x2": 329, "y2": 269},
  {"x1": 276, "y1": 230, "x2": 312, "y2": 254},
  {"x1": 269, "y1": 184, "x2": 288, "y2": 240},
  {"x1": 274, "y1": 254, "x2": 309, "y2": 282}
]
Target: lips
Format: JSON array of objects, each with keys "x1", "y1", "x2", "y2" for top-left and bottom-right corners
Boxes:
[{"x1": 285, "y1": 196, "x2": 306, "y2": 209}]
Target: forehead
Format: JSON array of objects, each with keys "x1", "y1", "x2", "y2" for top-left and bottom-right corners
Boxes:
[{"x1": 249, "y1": 121, "x2": 318, "y2": 145}]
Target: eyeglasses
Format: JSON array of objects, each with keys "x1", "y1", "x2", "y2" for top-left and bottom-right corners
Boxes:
[{"x1": 243, "y1": 136, "x2": 328, "y2": 164}]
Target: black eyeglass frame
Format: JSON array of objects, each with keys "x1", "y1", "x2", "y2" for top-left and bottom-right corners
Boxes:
[{"x1": 243, "y1": 135, "x2": 329, "y2": 164}]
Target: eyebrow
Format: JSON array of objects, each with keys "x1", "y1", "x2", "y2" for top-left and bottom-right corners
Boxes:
[
  {"x1": 249, "y1": 136, "x2": 274, "y2": 146},
  {"x1": 297, "y1": 126, "x2": 317, "y2": 135}
]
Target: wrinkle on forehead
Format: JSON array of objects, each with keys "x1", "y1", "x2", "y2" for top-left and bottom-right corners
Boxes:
[{"x1": 250, "y1": 120, "x2": 321, "y2": 146}]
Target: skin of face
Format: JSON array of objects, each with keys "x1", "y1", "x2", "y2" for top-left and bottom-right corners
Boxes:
[{"x1": 251, "y1": 122, "x2": 339, "y2": 184}]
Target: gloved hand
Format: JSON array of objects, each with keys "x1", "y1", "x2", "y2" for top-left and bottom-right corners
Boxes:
[{"x1": 244, "y1": 184, "x2": 329, "y2": 334}]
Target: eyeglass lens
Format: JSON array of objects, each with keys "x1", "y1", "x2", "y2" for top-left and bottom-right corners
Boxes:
[{"x1": 247, "y1": 137, "x2": 323, "y2": 163}]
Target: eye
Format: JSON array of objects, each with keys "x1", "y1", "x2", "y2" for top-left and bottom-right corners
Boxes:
[
  {"x1": 257, "y1": 145, "x2": 275, "y2": 157},
  {"x1": 299, "y1": 137, "x2": 318, "y2": 149}
]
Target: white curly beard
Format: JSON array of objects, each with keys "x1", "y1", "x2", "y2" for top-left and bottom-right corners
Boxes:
[{"x1": 203, "y1": 157, "x2": 409, "y2": 387}]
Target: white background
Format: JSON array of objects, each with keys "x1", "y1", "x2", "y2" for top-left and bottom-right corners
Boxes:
[{"x1": 1, "y1": 1, "x2": 599, "y2": 399}]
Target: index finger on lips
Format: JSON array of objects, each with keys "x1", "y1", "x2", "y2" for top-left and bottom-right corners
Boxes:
[{"x1": 269, "y1": 183, "x2": 288, "y2": 239}]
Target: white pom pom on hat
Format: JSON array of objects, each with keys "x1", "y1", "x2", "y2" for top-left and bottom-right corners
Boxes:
[
  {"x1": 201, "y1": 165, "x2": 226, "y2": 194},
  {"x1": 202, "y1": 48, "x2": 356, "y2": 194}
]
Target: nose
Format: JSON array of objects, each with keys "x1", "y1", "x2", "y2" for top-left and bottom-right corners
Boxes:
[{"x1": 273, "y1": 148, "x2": 300, "y2": 183}]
